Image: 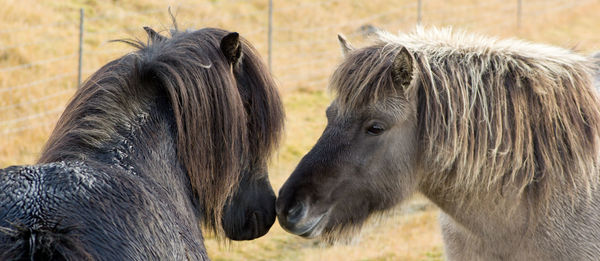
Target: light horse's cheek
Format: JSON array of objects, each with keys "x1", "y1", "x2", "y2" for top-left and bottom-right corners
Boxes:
[{"x1": 375, "y1": 126, "x2": 421, "y2": 200}]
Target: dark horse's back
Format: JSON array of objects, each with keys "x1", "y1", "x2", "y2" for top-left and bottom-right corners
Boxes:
[{"x1": 0, "y1": 161, "x2": 207, "y2": 260}]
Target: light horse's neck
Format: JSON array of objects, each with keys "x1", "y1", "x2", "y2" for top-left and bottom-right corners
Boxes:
[
  {"x1": 419, "y1": 177, "x2": 529, "y2": 234},
  {"x1": 419, "y1": 164, "x2": 600, "y2": 260}
]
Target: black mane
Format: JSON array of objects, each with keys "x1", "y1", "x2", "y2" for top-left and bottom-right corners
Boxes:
[{"x1": 39, "y1": 27, "x2": 283, "y2": 232}]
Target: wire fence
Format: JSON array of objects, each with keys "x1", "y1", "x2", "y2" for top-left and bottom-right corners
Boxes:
[{"x1": 0, "y1": 0, "x2": 597, "y2": 159}]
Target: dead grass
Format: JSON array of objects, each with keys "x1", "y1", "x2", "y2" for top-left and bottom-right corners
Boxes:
[{"x1": 2, "y1": 0, "x2": 600, "y2": 260}]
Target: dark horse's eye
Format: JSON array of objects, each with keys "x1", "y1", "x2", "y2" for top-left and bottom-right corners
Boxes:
[{"x1": 366, "y1": 124, "x2": 385, "y2": 135}]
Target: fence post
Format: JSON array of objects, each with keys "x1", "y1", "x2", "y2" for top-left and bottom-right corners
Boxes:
[
  {"x1": 517, "y1": 0, "x2": 522, "y2": 30},
  {"x1": 417, "y1": 0, "x2": 422, "y2": 25},
  {"x1": 77, "y1": 8, "x2": 84, "y2": 88},
  {"x1": 268, "y1": 0, "x2": 273, "y2": 74}
]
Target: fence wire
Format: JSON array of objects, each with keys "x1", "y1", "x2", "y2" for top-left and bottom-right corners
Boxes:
[{"x1": 0, "y1": 0, "x2": 596, "y2": 138}]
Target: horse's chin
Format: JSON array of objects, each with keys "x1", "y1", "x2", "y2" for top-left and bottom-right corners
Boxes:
[
  {"x1": 297, "y1": 213, "x2": 328, "y2": 238},
  {"x1": 317, "y1": 223, "x2": 365, "y2": 245},
  {"x1": 314, "y1": 208, "x2": 385, "y2": 245}
]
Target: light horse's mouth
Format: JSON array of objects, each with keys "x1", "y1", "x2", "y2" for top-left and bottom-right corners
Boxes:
[
  {"x1": 297, "y1": 213, "x2": 328, "y2": 238},
  {"x1": 277, "y1": 201, "x2": 330, "y2": 238}
]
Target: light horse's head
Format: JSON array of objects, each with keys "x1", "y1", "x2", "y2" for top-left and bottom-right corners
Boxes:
[
  {"x1": 276, "y1": 34, "x2": 419, "y2": 240},
  {"x1": 277, "y1": 28, "x2": 600, "y2": 241}
]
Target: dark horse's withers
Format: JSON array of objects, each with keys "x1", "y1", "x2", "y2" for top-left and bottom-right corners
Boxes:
[{"x1": 0, "y1": 25, "x2": 284, "y2": 260}]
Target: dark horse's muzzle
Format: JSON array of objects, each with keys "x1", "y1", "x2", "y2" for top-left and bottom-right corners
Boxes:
[{"x1": 222, "y1": 174, "x2": 277, "y2": 240}]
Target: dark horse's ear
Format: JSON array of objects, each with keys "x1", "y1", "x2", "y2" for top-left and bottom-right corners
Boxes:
[
  {"x1": 220, "y1": 32, "x2": 243, "y2": 65},
  {"x1": 143, "y1": 26, "x2": 167, "y2": 42},
  {"x1": 392, "y1": 47, "x2": 414, "y2": 90}
]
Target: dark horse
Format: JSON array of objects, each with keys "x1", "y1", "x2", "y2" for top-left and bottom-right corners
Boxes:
[{"x1": 0, "y1": 25, "x2": 283, "y2": 260}]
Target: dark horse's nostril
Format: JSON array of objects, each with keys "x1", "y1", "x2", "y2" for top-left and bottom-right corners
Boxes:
[{"x1": 286, "y1": 202, "x2": 306, "y2": 225}]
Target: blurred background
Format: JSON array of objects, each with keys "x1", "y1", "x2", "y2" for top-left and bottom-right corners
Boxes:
[{"x1": 1, "y1": 0, "x2": 599, "y2": 260}]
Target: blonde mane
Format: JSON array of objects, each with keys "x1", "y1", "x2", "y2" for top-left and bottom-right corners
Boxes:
[{"x1": 331, "y1": 27, "x2": 600, "y2": 208}]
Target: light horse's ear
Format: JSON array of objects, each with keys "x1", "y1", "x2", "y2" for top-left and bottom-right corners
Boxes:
[
  {"x1": 220, "y1": 32, "x2": 243, "y2": 65},
  {"x1": 143, "y1": 26, "x2": 167, "y2": 42},
  {"x1": 392, "y1": 47, "x2": 414, "y2": 90},
  {"x1": 337, "y1": 34, "x2": 355, "y2": 58}
]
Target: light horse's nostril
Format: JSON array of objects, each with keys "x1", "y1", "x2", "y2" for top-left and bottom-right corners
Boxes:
[{"x1": 285, "y1": 201, "x2": 307, "y2": 225}]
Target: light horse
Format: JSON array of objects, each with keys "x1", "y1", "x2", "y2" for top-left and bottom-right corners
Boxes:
[
  {"x1": 277, "y1": 27, "x2": 600, "y2": 260},
  {"x1": 0, "y1": 25, "x2": 283, "y2": 260}
]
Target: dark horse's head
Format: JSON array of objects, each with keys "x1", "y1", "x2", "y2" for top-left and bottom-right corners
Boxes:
[
  {"x1": 188, "y1": 28, "x2": 284, "y2": 241},
  {"x1": 0, "y1": 25, "x2": 283, "y2": 260}
]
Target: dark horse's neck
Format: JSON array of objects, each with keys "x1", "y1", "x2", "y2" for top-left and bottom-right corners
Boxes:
[
  {"x1": 97, "y1": 99, "x2": 195, "y2": 203},
  {"x1": 42, "y1": 94, "x2": 194, "y2": 201},
  {"x1": 32, "y1": 92, "x2": 208, "y2": 259}
]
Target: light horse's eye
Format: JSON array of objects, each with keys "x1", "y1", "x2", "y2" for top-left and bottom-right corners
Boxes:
[{"x1": 366, "y1": 123, "x2": 385, "y2": 136}]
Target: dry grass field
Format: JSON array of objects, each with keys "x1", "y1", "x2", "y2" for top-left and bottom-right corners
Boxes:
[{"x1": 1, "y1": 0, "x2": 599, "y2": 260}]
